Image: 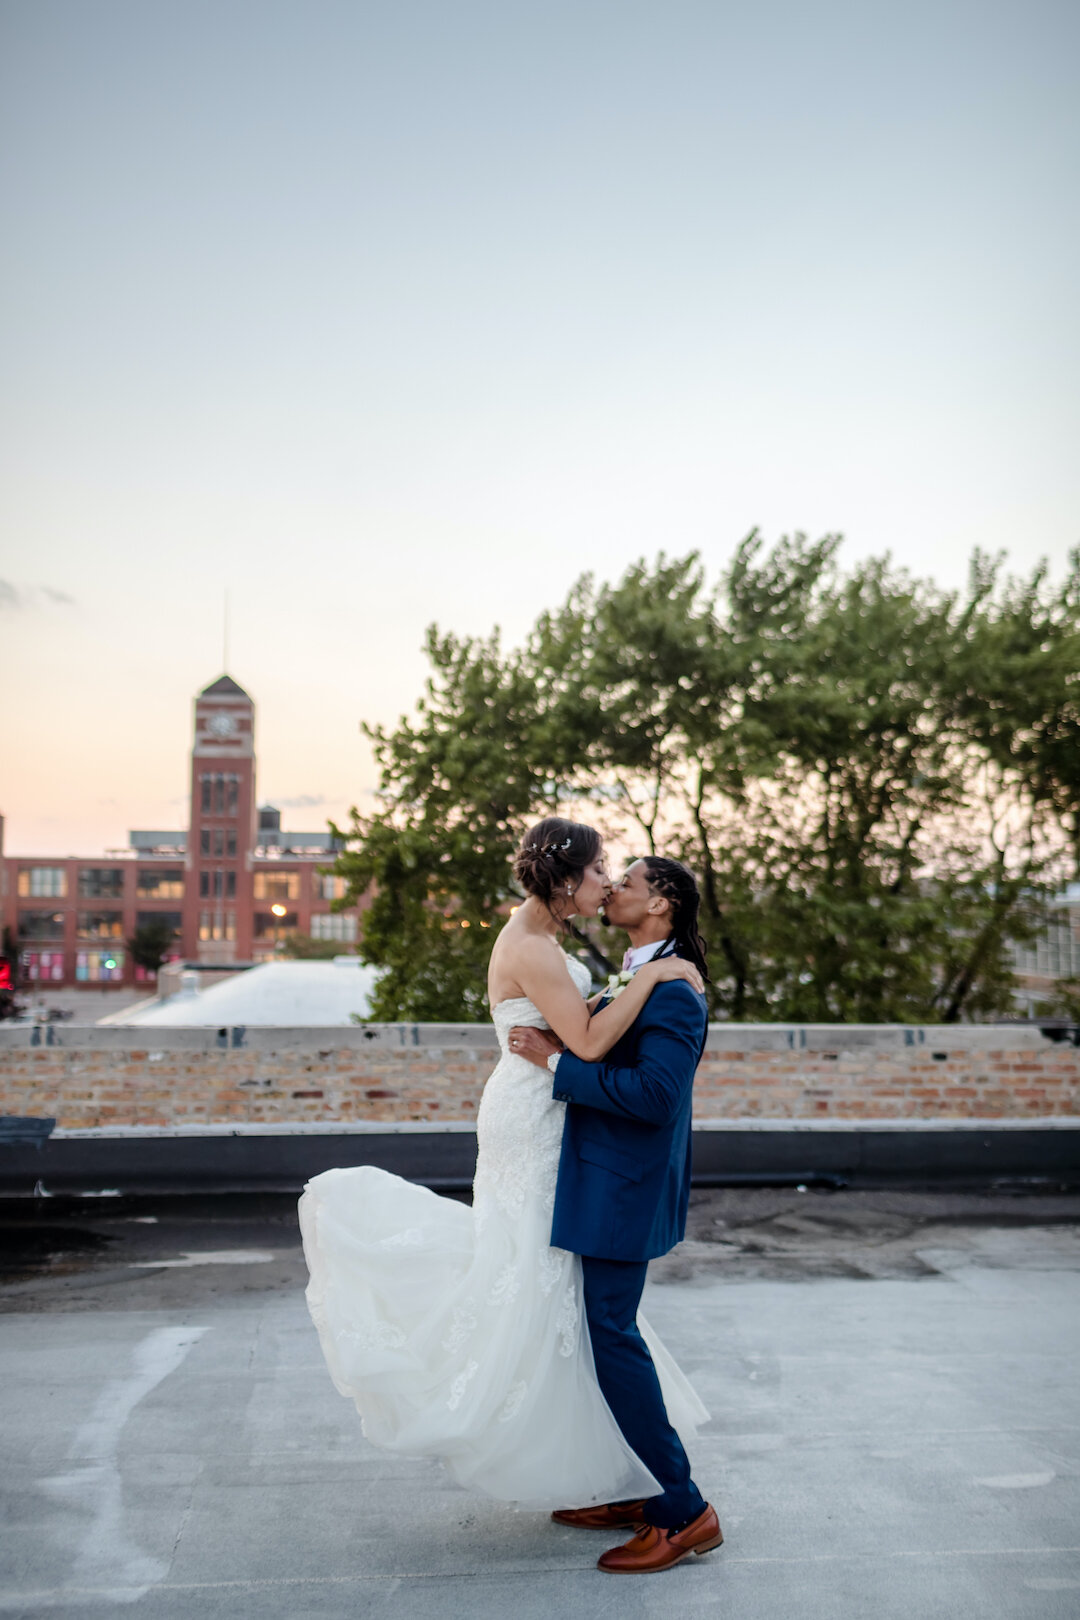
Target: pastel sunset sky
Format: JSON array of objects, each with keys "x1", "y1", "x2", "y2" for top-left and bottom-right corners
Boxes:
[{"x1": 2, "y1": 0, "x2": 1077, "y2": 855}]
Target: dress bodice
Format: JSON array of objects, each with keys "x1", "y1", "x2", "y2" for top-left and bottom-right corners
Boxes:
[{"x1": 491, "y1": 955, "x2": 593, "y2": 1052}]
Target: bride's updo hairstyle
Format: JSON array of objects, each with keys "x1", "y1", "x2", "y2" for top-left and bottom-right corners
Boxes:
[{"x1": 514, "y1": 816, "x2": 602, "y2": 912}]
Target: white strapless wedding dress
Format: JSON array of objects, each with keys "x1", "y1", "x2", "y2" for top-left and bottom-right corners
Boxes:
[{"x1": 298, "y1": 956, "x2": 709, "y2": 1508}]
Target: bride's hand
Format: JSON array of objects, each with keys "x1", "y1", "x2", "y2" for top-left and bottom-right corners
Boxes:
[{"x1": 641, "y1": 956, "x2": 705, "y2": 996}]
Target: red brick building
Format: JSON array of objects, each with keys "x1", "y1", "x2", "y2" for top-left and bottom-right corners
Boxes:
[{"x1": 0, "y1": 675, "x2": 361, "y2": 991}]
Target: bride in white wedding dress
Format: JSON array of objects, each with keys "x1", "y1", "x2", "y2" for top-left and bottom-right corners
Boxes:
[{"x1": 299, "y1": 818, "x2": 709, "y2": 1508}]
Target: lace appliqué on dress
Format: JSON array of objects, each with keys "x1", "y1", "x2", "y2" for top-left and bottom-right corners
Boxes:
[
  {"x1": 441, "y1": 1299, "x2": 478, "y2": 1353},
  {"x1": 538, "y1": 1245, "x2": 566, "y2": 1296},
  {"x1": 380, "y1": 1228, "x2": 423, "y2": 1249},
  {"x1": 447, "y1": 1358, "x2": 479, "y2": 1411},
  {"x1": 556, "y1": 1282, "x2": 579, "y2": 1358},
  {"x1": 345, "y1": 1320, "x2": 407, "y2": 1353},
  {"x1": 498, "y1": 1380, "x2": 528, "y2": 1423},
  {"x1": 488, "y1": 1263, "x2": 520, "y2": 1307},
  {"x1": 478, "y1": 959, "x2": 592, "y2": 1223}
]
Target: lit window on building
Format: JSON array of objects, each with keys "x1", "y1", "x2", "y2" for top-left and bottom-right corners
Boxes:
[
  {"x1": 254, "y1": 910, "x2": 298, "y2": 939},
  {"x1": 17, "y1": 867, "x2": 66, "y2": 899},
  {"x1": 76, "y1": 949, "x2": 125, "y2": 982},
  {"x1": 318, "y1": 874, "x2": 348, "y2": 901},
  {"x1": 77, "y1": 912, "x2": 125, "y2": 940},
  {"x1": 198, "y1": 910, "x2": 237, "y2": 942},
  {"x1": 253, "y1": 871, "x2": 300, "y2": 901},
  {"x1": 19, "y1": 950, "x2": 65, "y2": 981},
  {"x1": 310, "y1": 912, "x2": 358, "y2": 942},
  {"x1": 17, "y1": 911, "x2": 65, "y2": 941},
  {"x1": 136, "y1": 869, "x2": 184, "y2": 899},
  {"x1": 78, "y1": 867, "x2": 125, "y2": 899}
]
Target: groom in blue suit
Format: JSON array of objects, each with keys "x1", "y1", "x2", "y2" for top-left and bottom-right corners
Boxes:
[{"x1": 512, "y1": 856, "x2": 721, "y2": 1575}]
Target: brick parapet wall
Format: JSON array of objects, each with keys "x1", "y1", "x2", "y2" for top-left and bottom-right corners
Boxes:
[{"x1": 1, "y1": 1023, "x2": 1077, "y2": 1130}]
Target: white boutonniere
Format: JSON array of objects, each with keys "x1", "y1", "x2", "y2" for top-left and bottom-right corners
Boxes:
[{"x1": 603, "y1": 970, "x2": 635, "y2": 1000}]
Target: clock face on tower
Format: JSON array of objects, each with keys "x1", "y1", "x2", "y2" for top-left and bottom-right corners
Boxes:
[{"x1": 207, "y1": 713, "x2": 238, "y2": 739}]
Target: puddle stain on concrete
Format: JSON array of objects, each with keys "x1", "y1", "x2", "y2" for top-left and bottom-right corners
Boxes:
[
  {"x1": 128, "y1": 1250, "x2": 275, "y2": 1269},
  {"x1": 38, "y1": 1325, "x2": 208, "y2": 1602}
]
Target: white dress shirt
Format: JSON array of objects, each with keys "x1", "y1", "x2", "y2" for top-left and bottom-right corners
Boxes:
[{"x1": 622, "y1": 938, "x2": 673, "y2": 974}]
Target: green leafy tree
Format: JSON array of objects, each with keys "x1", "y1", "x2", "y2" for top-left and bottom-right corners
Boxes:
[
  {"x1": 334, "y1": 537, "x2": 1079, "y2": 1023},
  {"x1": 1033, "y1": 978, "x2": 1080, "y2": 1023},
  {"x1": 127, "y1": 920, "x2": 177, "y2": 977},
  {"x1": 685, "y1": 540, "x2": 1055, "y2": 1022},
  {"x1": 947, "y1": 550, "x2": 1080, "y2": 877},
  {"x1": 279, "y1": 932, "x2": 350, "y2": 960},
  {"x1": 332, "y1": 627, "x2": 587, "y2": 1021}
]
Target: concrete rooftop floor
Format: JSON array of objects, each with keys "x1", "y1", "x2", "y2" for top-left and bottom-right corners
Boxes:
[{"x1": 1, "y1": 1188, "x2": 1079, "y2": 1619}]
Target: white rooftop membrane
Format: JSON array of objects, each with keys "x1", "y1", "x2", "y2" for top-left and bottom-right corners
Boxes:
[{"x1": 97, "y1": 959, "x2": 380, "y2": 1026}]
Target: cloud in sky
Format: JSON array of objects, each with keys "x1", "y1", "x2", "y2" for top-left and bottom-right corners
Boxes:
[
  {"x1": 269, "y1": 794, "x2": 330, "y2": 810},
  {"x1": 0, "y1": 581, "x2": 75, "y2": 610}
]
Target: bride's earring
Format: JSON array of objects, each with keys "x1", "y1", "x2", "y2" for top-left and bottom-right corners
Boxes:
[{"x1": 566, "y1": 884, "x2": 573, "y2": 896}]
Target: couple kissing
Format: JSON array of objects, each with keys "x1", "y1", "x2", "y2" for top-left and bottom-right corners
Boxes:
[{"x1": 299, "y1": 816, "x2": 721, "y2": 1576}]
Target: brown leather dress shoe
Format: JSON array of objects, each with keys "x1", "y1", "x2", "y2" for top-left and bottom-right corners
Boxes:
[
  {"x1": 550, "y1": 1500, "x2": 648, "y2": 1530},
  {"x1": 597, "y1": 1503, "x2": 723, "y2": 1573}
]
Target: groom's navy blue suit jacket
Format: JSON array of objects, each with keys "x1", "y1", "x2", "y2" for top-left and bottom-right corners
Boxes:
[{"x1": 549, "y1": 979, "x2": 709, "y2": 1263}]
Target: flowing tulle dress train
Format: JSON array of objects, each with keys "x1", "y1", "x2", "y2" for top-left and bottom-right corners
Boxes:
[{"x1": 298, "y1": 956, "x2": 708, "y2": 1508}]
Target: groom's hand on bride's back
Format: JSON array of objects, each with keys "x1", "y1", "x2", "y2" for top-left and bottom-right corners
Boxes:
[
  {"x1": 508, "y1": 1027, "x2": 564, "y2": 1069},
  {"x1": 645, "y1": 957, "x2": 705, "y2": 996}
]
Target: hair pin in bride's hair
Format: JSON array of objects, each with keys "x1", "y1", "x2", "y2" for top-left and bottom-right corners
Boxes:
[{"x1": 525, "y1": 837, "x2": 573, "y2": 860}]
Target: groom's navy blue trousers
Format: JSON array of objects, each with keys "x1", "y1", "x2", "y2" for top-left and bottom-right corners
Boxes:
[
  {"x1": 581, "y1": 1255, "x2": 706, "y2": 1530},
  {"x1": 552, "y1": 980, "x2": 711, "y2": 1528}
]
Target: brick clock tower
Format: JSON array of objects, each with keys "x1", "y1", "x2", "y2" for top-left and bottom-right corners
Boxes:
[{"x1": 182, "y1": 675, "x2": 258, "y2": 963}]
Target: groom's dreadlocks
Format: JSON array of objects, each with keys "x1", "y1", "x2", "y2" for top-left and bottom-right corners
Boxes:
[{"x1": 641, "y1": 857, "x2": 711, "y2": 982}]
